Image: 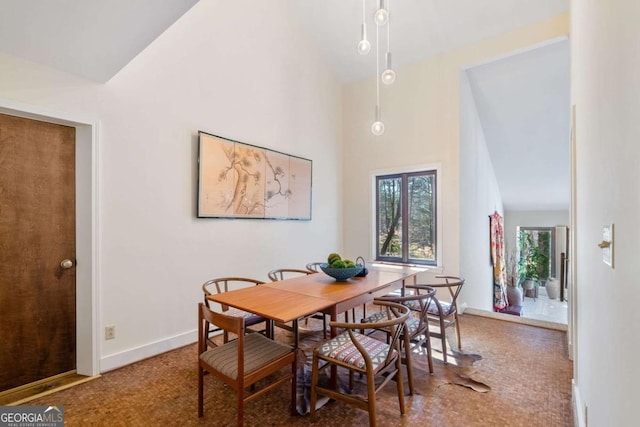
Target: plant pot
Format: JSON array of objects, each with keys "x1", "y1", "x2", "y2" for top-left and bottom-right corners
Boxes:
[
  {"x1": 522, "y1": 280, "x2": 538, "y2": 300},
  {"x1": 507, "y1": 286, "x2": 523, "y2": 306},
  {"x1": 546, "y1": 277, "x2": 560, "y2": 300}
]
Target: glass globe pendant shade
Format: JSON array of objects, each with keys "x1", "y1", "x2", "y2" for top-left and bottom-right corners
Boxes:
[
  {"x1": 381, "y1": 68, "x2": 396, "y2": 85},
  {"x1": 371, "y1": 120, "x2": 385, "y2": 136},
  {"x1": 357, "y1": 23, "x2": 371, "y2": 55},
  {"x1": 357, "y1": 39, "x2": 371, "y2": 55},
  {"x1": 374, "y1": 7, "x2": 389, "y2": 26},
  {"x1": 381, "y1": 52, "x2": 395, "y2": 84}
]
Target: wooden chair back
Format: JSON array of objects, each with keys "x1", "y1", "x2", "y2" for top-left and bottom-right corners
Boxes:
[
  {"x1": 202, "y1": 277, "x2": 268, "y2": 345},
  {"x1": 267, "y1": 268, "x2": 312, "y2": 282},
  {"x1": 305, "y1": 262, "x2": 324, "y2": 272},
  {"x1": 376, "y1": 285, "x2": 437, "y2": 393},
  {"x1": 310, "y1": 300, "x2": 411, "y2": 427},
  {"x1": 197, "y1": 303, "x2": 296, "y2": 426},
  {"x1": 426, "y1": 275, "x2": 465, "y2": 364}
]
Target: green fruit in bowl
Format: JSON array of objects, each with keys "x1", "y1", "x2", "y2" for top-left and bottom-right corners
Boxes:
[
  {"x1": 344, "y1": 259, "x2": 355, "y2": 267},
  {"x1": 330, "y1": 259, "x2": 347, "y2": 268},
  {"x1": 327, "y1": 253, "x2": 342, "y2": 264}
]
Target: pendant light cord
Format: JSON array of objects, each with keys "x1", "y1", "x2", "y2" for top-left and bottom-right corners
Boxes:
[
  {"x1": 376, "y1": 20, "x2": 380, "y2": 111},
  {"x1": 386, "y1": 0, "x2": 391, "y2": 54}
]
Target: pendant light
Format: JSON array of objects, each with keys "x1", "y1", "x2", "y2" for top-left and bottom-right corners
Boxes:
[
  {"x1": 357, "y1": 0, "x2": 371, "y2": 55},
  {"x1": 381, "y1": 0, "x2": 395, "y2": 85},
  {"x1": 358, "y1": 0, "x2": 393, "y2": 135},
  {"x1": 374, "y1": 0, "x2": 389, "y2": 26},
  {"x1": 371, "y1": 23, "x2": 384, "y2": 136}
]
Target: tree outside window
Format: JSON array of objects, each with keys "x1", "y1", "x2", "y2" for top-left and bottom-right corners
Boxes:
[{"x1": 376, "y1": 170, "x2": 436, "y2": 265}]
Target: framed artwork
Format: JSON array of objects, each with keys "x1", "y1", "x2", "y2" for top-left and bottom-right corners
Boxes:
[{"x1": 197, "y1": 132, "x2": 312, "y2": 220}]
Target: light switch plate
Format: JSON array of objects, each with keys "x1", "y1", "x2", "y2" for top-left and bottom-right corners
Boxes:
[{"x1": 603, "y1": 224, "x2": 614, "y2": 268}]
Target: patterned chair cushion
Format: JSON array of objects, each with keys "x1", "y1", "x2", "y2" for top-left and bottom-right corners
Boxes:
[
  {"x1": 317, "y1": 331, "x2": 396, "y2": 372},
  {"x1": 361, "y1": 310, "x2": 387, "y2": 323},
  {"x1": 226, "y1": 307, "x2": 264, "y2": 325},
  {"x1": 403, "y1": 300, "x2": 421, "y2": 311},
  {"x1": 404, "y1": 317, "x2": 421, "y2": 335},
  {"x1": 200, "y1": 333, "x2": 292, "y2": 380},
  {"x1": 426, "y1": 300, "x2": 452, "y2": 316},
  {"x1": 364, "y1": 312, "x2": 421, "y2": 337}
]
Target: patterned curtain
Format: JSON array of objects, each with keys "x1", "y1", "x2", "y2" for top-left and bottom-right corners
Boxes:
[{"x1": 490, "y1": 211, "x2": 508, "y2": 310}]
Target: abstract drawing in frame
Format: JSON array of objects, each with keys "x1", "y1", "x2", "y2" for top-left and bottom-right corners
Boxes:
[{"x1": 197, "y1": 132, "x2": 312, "y2": 220}]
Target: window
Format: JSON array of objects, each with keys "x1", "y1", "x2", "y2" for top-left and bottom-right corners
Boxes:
[
  {"x1": 375, "y1": 170, "x2": 437, "y2": 265},
  {"x1": 517, "y1": 227, "x2": 555, "y2": 282}
]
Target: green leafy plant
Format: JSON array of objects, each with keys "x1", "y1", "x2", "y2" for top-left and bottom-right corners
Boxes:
[{"x1": 517, "y1": 232, "x2": 550, "y2": 285}]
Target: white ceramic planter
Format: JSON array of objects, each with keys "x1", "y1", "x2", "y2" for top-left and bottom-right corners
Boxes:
[{"x1": 546, "y1": 277, "x2": 560, "y2": 300}]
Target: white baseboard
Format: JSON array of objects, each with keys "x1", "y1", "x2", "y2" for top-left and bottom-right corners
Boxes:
[
  {"x1": 463, "y1": 307, "x2": 567, "y2": 331},
  {"x1": 100, "y1": 329, "x2": 197, "y2": 373},
  {"x1": 573, "y1": 379, "x2": 585, "y2": 427}
]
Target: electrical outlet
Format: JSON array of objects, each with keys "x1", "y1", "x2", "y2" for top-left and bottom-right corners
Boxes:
[{"x1": 105, "y1": 325, "x2": 115, "y2": 340}]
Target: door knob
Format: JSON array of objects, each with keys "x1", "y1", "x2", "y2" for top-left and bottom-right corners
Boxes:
[{"x1": 60, "y1": 259, "x2": 74, "y2": 269}]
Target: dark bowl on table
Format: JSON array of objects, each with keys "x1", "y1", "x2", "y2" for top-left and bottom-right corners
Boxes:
[{"x1": 319, "y1": 263, "x2": 364, "y2": 281}]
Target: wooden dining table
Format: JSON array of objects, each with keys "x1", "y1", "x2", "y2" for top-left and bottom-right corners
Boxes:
[
  {"x1": 206, "y1": 263, "x2": 425, "y2": 390},
  {"x1": 207, "y1": 264, "x2": 426, "y2": 338}
]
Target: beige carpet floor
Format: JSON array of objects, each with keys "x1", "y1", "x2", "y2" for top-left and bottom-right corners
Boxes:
[{"x1": 28, "y1": 313, "x2": 573, "y2": 426}]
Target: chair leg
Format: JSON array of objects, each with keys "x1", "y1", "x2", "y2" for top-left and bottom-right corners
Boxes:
[
  {"x1": 440, "y1": 317, "x2": 448, "y2": 364},
  {"x1": 198, "y1": 366, "x2": 204, "y2": 417},
  {"x1": 424, "y1": 326, "x2": 434, "y2": 374},
  {"x1": 402, "y1": 333, "x2": 414, "y2": 395},
  {"x1": 310, "y1": 353, "x2": 320, "y2": 421},
  {"x1": 395, "y1": 357, "x2": 406, "y2": 415},
  {"x1": 454, "y1": 313, "x2": 462, "y2": 349},
  {"x1": 366, "y1": 370, "x2": 377, "y2": 427},
  {"x1": 237, "y1": 387, "x2": 243, "y2": 427}
]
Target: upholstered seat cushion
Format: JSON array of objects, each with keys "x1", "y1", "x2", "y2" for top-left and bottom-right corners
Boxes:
[
  {"x1": 317, "y1": 331, "x2": 396, "y2": 372},
  {"x1": 225, "y1": 307, "x2": 265, "y2": 326},
  {"x1": 363, "y1": 311, "x2": 421, "y2": 336},
  {"x1": 427, "y1": 300, "x2": 452, "y2": 316},
  {"x1": 200, "y1": 333, "x2": 292, "y2": 379},
  {"x1": 404, "y1": 317, "x2": 421, "y2": 335},
  {"x1": 362, "y1": 310, "x2": 387, "y2": 323},
  {"x1": 403, "y1": 300, "x2": 421, "y2": 311}
]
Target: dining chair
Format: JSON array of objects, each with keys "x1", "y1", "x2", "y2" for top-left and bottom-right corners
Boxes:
[
  {"x1": 305, "y1": 261, "x2": 324, "y2": 273},
  {"x1": 268, "y1": 268, "x2": 327, "y2": 345},
  {"x1": 197, "y1": 303, "x2": 297, "y2": 426},
  {"x1": 309, "y1": 300, "x2": 411, "y2": 427},
  {"x1": 202, "y1": 277, "x2": 270, "y2": 346},
  {"x1": 425, "y1": 276, "x2": 465, "y2": 364},
  {"x1": 363, "y1": 284, "x2": 437, "y2": 395}
]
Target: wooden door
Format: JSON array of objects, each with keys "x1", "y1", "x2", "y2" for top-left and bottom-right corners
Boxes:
[{"x1": 0, "y1": 113, "x2": 76, "y2": 391}]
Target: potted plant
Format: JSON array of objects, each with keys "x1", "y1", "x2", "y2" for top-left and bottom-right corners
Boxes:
[{"x1": 517, "y1": 233, "x2": 550, "y2": 299}]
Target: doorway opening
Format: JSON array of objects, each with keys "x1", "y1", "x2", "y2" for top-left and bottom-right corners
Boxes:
[{"x1": 517, "y1": 226, "x2": 568, "y2": 324}]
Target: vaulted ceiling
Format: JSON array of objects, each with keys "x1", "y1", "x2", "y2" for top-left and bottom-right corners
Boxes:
[{"x1": 0, "y1": 0, "x2": 570, "y2": 211}]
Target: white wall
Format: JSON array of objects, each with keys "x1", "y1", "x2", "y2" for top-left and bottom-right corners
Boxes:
[
  {"x1": 342, "y1": 13, "x2": 569, "y2": 312},
  {"x1": 0, "y1": 1, "x2": 343, "y2": 371},
  {"x1": 459, "y1": 72, "x2": 503, "y2": 311},
  {"x1": 571, "y1": 1, "x2": 640, "y2": 425}
]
